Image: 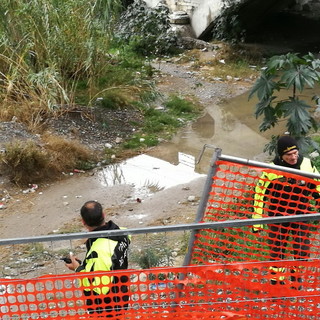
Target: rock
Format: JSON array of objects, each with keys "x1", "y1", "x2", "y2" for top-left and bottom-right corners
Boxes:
[
  {"x1": 105, "y1": 143, "x2": 112, "y2": 149},
  {"x1": 177, "y1": 37, "x2": 217, "y2": 50},
  {"x1": 169, "y1": 11, "x2": 190, "y2": 24},
  {"x1": 115, "y1": 137, "x2": 123, "y2": 144}
]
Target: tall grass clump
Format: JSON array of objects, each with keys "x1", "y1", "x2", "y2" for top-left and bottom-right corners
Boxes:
[
  {"x1": 0, "y1": 136, "x2": 95, "y2": 185},
  {"x1": 1, "y1": 140, "x2": 49, "y2": 185},
  {"x1": 0, "y1": 0, "x2": 139, "y2": 128}
]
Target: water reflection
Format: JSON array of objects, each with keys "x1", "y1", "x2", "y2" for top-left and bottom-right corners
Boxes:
[
  {"x1": 98, "y1": 154, "x2": 205, "y2": 199},
  {"x1": 191, "y1": 112, "x2": 215, "y2": 138}
]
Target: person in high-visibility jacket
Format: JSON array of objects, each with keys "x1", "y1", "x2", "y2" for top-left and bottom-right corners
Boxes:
[
  {"x1": 253, "y1": 135, "x2": 320, "y2": 285},
  {"x1": 65, "y1": 200, "x2": 130, "y2": 317}
]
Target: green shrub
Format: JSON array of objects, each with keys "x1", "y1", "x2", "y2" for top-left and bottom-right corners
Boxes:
[
  {"x1": 165, "y1": 95, "x2": 195, "y2": 114},
  {"x1": 114, "y1": 0, "x2": 178, "y2": 56},
  {"x1": 211, "y1": 0, "x2": 245, "y2": 43},
  {"x1": 131, "y1": 235, "x2": 175, "y2": 268},
  {"x1": 249, "y1": 52, "x2": 320, "y2": 154},
  {"x1": 120, "y1": 95, "x2": 200, "y2": 150}
]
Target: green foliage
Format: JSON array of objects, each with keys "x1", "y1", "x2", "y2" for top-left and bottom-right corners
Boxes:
[
  {"x1": 193, "y1": 228, "x2": 270, "y2": 263},
  {"x1": 249, "y1": 52, "x2": 320, "y2": 154},
  {"x1": 165, "y1": 95, "x2": 194, "y2": 114},
  {"x1": 131, "y1": 235, "x2": 175, "y2": 269},
  {"x1": 0, "y1": 0, "x2": 156, "y2": 126},
  {"x1": 76, "y1": 47, "x2": 155, "y2": 108},
  {"x1": 122, "y1": 95, "x2": 200, "y2": 150},
  {"x1": 114, "y1": 0, "x2": 178, "y2": 56},
  {"x1": 144, "y1": 108, "x2": 180, "y2": 132},
  {"x1": 123, "y1": 134, "x2": 159, "y2": 149},
  {"x1": 211, "y1": 1, "x2": 245, "y2": 43}
]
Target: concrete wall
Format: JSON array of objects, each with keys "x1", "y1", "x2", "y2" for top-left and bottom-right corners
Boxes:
[
  {"x1": 144, "y1": 0, "x2": 320, "y2": 38},
  {"x1": 189, "y1": 0, "x2": 241, "y2": 39},
  {"x1": 145, "y1": 0, "x2": 241, "y2": 38}
]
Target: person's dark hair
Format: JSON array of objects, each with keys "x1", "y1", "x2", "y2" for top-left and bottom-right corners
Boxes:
[{"x1": 80, "y1": 201, "x2": 104, "y2": 227}]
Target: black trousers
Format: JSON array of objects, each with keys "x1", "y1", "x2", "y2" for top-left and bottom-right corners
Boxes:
[
  {"x1": 268, "y1": 220, "x2": 310, "y2": 261},
  {"x1": 84, "y1": 276, "x2": 129, "y2": 318}
]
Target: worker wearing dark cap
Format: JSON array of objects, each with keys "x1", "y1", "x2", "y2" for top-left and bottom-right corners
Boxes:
[{"x1": 253, "y1": 135, "x2": 320, "y2": 287}]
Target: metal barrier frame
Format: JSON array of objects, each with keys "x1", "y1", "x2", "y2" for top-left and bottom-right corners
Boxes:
[
  {"x1": 1, "y1": 148, "x2": 320, "y2": 253},
  {"x1": 183, "y1": 147, "x2": 320, "y2": 265}
]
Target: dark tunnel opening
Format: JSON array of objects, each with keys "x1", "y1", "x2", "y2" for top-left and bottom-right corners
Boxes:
[
  {"x1": 244, "y1": 11, "x2": 320, "y2": 54},
  {"x1": 202, "y1": 0, "x2": 320, "y2": 56}
]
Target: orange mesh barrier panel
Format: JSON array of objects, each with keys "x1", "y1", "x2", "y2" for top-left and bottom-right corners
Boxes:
[
  {"x1": 2, "y1": 157, "x2": 320, "y2": 319},
  {"x1": 190, "y1": 160, "x2": 320, "y2": 265},
  {"x1": 0, "y1": 262, "x2": 319, "y2": 320}
]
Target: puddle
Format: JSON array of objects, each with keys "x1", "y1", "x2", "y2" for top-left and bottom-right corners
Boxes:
[
  {"x1": 147, "y1": 89, "x2": 270, "y2": 171},
  {"x1": 97, "y1": 153, "x2": 206, "y2": 199},
  {"x1": 148, "y1": 84, "x2": 320, "y2": 171},
  {"x1": 222, "y1": 86, "x2": 320, "y2": 140}
]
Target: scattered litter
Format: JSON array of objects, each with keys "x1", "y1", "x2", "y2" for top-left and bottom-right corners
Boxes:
[
  {"x1": 74, "y1": 169, "x2": 85, "y2": 173},
  {"x1": 187, "y1": 195, "x2": 196, "y2": 202},
  {"x1": 0, "y1": 203, "x2": 6, "y2": 209},
  {"x1": 136, "y1": 198, "x2": 142, "y2": 203},
  {"x1": 105, "y1": 143, "x2": 112, "y2": 149},
  {"x1": 22, "y1": 184, "x2": 38, "y2": 194}
]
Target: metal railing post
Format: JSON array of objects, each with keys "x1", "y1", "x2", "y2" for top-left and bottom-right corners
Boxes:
[{"x1": 183, "y1": 147, "x2": 222, "y2": 266}]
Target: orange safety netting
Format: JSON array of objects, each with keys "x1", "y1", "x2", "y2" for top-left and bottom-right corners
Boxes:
[
  {"x1": 190, "y1": 160, "x2": 320, "y2": 265},
  {"x1": 2, "y1": 157, "x2": 320, "y2": 319},
  {"x1": 1, "y1": 261, "x2": 319, "y2": 320}
]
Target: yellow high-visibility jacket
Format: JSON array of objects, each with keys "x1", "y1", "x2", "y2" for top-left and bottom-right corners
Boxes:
[
  {"x1": 253, "y1": 157, "x2": 320, "y2": 230},
  {"x1": 76, "y1": 221, "x2": 130, "y2": 295}
]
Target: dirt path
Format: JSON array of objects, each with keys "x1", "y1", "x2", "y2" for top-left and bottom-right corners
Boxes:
[{"x1": 0, "y1": 53, "x2": 268, "y2": 240}]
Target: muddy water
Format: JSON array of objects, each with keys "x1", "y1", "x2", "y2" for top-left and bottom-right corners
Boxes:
[
  {"x1": 97, "y1": 154, "x2": 205, "y2": 199},
  {"x1": 147, "y1": 84, "x2": 320, "y2": 174},
  {"x1": 98, "y1": 89, "x2": 268, "y2": 194},
  {"x1": 147, "y1": 89, "x2": 269, "y2": 174}
]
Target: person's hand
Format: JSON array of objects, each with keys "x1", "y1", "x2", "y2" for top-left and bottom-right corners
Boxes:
[{"x1": 64, "y1": 252, "x2": 81, "y2": 271}]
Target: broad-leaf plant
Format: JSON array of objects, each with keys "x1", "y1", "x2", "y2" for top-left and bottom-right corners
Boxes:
[{"x1": 249, "y1": 52, "x2": 320, "y2": 154}]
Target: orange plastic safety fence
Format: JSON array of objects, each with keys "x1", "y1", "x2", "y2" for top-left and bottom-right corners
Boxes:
[
  {"x1": 190, "y1": 160, "x2": 320, "y2": 265},
  {"x1": 1, "y1": 261, "x2": 319, "y2": 320}
]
